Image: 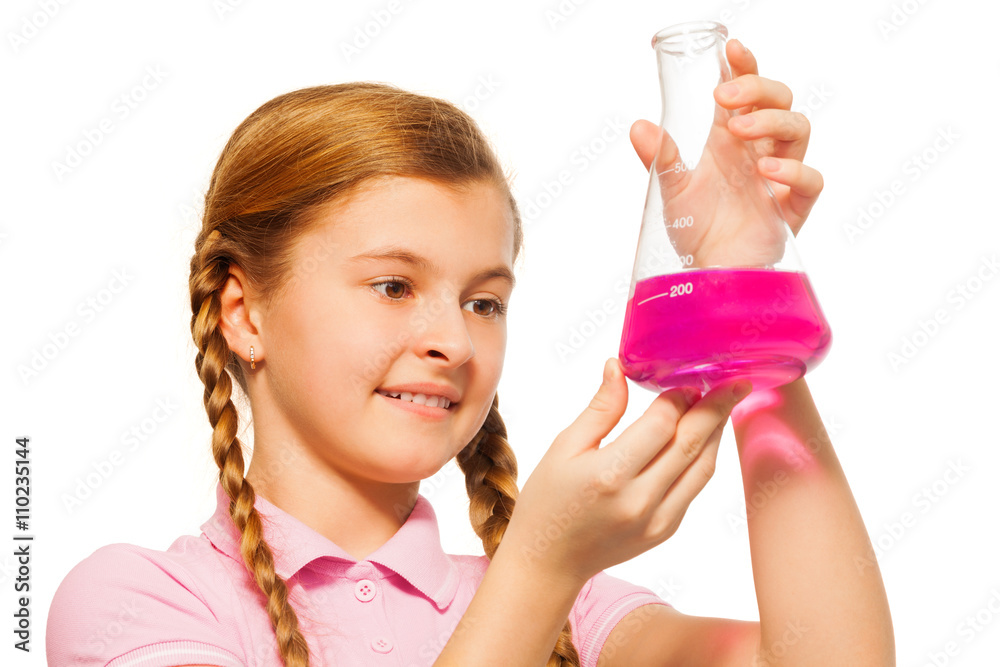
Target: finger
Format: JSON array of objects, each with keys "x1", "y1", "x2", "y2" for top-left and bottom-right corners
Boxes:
[
  {"x1": 649, "y1": 426, "x2": 724, "y2": 540},
  {"x1": 726, "y1": 38, "x2": 758, "y2": 77},
  {"x1": 630, "y1": 119, "x2": 660, "y2": 172},
  {"x1": 759, "y1": 159, "x2": 825, "y2": 235},
  {"x1": 636, "y1": 380, "x2": 751, "y2": 494},
  {"x1": 555, "y1": 357, "x2": 629, "y2": 456},
  {"x1": 596, "y1": 384, "x2": 699, "y2": 480},
  {"x1": 715, "y1": 74, "x2": 793, "y2": 113},
  {"x1": 630, "y1": 120, "x2": 693, "y2": 195},
  {"x1": 727, "y1": 108, "x2": 811, "y2": 161}
]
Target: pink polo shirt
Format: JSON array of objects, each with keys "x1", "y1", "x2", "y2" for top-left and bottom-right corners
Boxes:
[{"x1": 47, "y1": 483, "x2": 669, "y2": 666}]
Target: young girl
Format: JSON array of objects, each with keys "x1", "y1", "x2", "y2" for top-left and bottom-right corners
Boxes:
[{"x1": 46, "y1": 39, "x2": 894, "y2": 666}]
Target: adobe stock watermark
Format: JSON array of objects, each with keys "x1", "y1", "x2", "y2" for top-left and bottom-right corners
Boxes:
[
  {"x1": 17, "y1": 268, "x2": 135, "y2": 385},
  {"x1": 543, "y1": 0, "x2": 591, "y2": 30},
  {"x1": 339, "y1": 0, "x2": 412, "y2": 63},
  {"x1": 521, "y1": 116, "x2": 629, "y2": 229},
  {"x1": 886, "y1": 254, "x2": 998, "y2": 372},
  {"x1": 553, "y1": 242, "x2": 678, "y2": 362},
  {"x1": 726, "y1": 414, "x2": 845, "y2": 533},
  {"x1": 391, "y1": 460, "x2": 465, "y2": 522},
  {"x1": 519, "y1": 447, "x2": 640, "y2": 565},
  {"x1": 791, "y1": 83, "x2": 834, "y2": 122},
  {"x1": 7, "y1": 0, "x2": 71, "y2": 53},
  {"x1": 854, "y1": 458, "x2": 969, "y2": 575},
  {"x1": 415, "y1": 609, "x2": 481, "y2": 662},
  {"x1": 843, "y1": 125, "x2": 959, "y2": 244},
  {"x1": 85, "y1": 597, "x2": 144, "y2": 655},
  {"x1": 280, "y1": 225, "x2": 341, "y2": 295},
  {"x1": 918, "y1": 587, "x2": 1000, "y2": 667},
  {"x1": 212, "y1": 0, "x2": 248, "y2": 20},
  {"x1": 599, "y1": 575, "x2": 684, "y2": 662},
  {"x1": 876, "y1": 0, "x2": 932, "y2": 40},
  {"x1": 61, "y1": 398, "x2": 179, "y2": 513},
  {"x1": 752, "y1": 619, "x2": 810, "y2": 666},
  {"x1": 715, "y1": 82, "x2": 832, "y2": 198},
  {"x1": 348, "y1": 279, "x2": 464, "y2": 392},
  {"x1": 177, "y1": 186, "x2": 205, "y2": 228},
  {"x1": 455, "y1": 74, "x2": 501, "y2": 114},
  {"x1": 51, "y1": 65, "x2": 169, "y2": 182},
  {"x1": 691, "y1": 280, "x2": 807, "y2": 387}
]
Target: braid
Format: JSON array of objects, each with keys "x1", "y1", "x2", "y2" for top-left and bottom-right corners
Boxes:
[
  {"x1": 457, "y1": 393, "x2": 580, "y2": 666},
  {"x1": 189, "y1": 232, "x2": 312, "y2": 666}
]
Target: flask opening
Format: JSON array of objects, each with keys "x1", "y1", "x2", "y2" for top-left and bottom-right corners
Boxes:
[{"x1": 652, "y1": 21, "x2": 728, "y2": 56}]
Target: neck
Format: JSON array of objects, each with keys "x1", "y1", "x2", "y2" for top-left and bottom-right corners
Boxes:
[{"x1": 245, "y1": 448, "x2": 421, "y2": 562}]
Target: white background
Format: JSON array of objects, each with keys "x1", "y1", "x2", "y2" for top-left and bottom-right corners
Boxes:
[{"x1": 3, "y1": 0, "x2": 998, "y2": 665}]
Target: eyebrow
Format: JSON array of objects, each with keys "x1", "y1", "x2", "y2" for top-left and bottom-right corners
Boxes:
[{"x1": 349, "y1": 245, "x2": 516, "y2": 289}]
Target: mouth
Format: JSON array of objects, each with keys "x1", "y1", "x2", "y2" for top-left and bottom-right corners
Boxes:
[{"x1": 375, "y1": 389, "x2": 455, "y2": 411}]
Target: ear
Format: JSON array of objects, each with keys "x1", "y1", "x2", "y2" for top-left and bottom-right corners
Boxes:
[{"x1": 217, "y1": 264, "x2": 264, "y2": 366}]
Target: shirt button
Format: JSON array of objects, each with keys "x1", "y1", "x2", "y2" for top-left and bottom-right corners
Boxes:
[
  {"x1": 371, "y1": 637, "x2": 393, "y2": 653},
  {"x1": 354, "y1": 579, "x2": 377, "y2": 602}
]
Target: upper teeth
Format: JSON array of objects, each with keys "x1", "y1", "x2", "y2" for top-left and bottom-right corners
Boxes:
[{"x1": 378, "y1": 390, "x2": 451, "y2": 409}]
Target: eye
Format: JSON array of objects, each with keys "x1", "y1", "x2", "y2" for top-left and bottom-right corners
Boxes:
[
  {"x1": 464, "y1": 298, "x2": 508, "y2": 319},
  {"x1": 371, "y1": 277, "x2": 508, "y2": 319},
  {"x1": 371, "y1": 277, "x2": 412, "y2": 301}
]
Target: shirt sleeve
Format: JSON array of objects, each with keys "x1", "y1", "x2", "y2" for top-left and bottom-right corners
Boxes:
[
  {"x1": 46, "y1": 543, "x2": 245, "y2": 667},
  {"x1": 568, "y1": 570, "x2": 672, "y2": 667}
]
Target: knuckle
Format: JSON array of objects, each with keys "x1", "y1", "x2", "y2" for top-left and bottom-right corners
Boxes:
[
  {"x1": 589, "y1": 466, "x2": 623, "y2": 496},
  {"x1": 778, "y1": 82, "x2": 793, "y2": 109},
  {"x1": 647, "y1": 404, "x2": 679, "y2": 436},
  {"x1": 698, "y1": 458, "x2": 717, "y2": 483},
  {"x1": 588, "y1": 392, "x2": 614, "y2": 414},
  {"x1": 674, "y1": 431, "x2": 704, "y2": 463},
  {"x1": 620, "y1": 496, "x2": 650, "y2": 524}
]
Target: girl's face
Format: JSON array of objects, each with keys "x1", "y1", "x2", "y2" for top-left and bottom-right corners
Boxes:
[{"x1": 252, "y1": 176, "x2": 516, "y2": 487}]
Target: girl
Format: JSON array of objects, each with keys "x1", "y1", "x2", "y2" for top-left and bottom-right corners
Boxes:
[{"x1": 46, "y1": 39, "x2": 894, "y2": 666}]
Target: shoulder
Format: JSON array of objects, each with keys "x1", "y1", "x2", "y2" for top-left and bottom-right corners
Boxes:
[
  {"x1": 568, "y1": 570, "x2": 672, "y2": 667},
  {"x1": 46, "y1": 539, "x2": 246, "y2": 667}
]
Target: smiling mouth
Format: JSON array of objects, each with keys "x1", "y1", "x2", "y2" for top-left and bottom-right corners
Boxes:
[{"x1": 375, "y1": 389, "x2": 454, "y2": 410}]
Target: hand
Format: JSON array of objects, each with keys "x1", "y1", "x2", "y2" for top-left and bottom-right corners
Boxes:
[
  {"x1": 629, "y1": 38, "x2": 824, "y2": 267},
  {"x1": 503, "y1": 358, "x2": 752, "y2": 585}
]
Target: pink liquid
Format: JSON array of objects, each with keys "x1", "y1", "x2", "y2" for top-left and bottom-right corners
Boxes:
[{"x1": 618, "y1": 268, "x2": 832, "y2": 394}]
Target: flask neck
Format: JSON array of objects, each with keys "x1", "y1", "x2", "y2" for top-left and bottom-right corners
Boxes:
[{"x1": 652, "y1": 22, "x2": 732, "y2": 146}]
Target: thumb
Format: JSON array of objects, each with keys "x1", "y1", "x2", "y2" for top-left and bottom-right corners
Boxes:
[{"x1": 556, "y1": 357, "x2": 628, "y2": 456}]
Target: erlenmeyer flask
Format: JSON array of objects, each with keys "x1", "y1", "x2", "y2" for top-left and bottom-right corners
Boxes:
[{"x1": 618, "y1": 21, "x2": 832, "y2": 395}]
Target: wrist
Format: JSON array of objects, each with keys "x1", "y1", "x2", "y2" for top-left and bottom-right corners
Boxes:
[{"x1": 495, "y1": 511, "x2": 592, "y2": 594}]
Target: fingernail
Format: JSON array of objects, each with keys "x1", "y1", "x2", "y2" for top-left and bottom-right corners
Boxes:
[
  {"x1": 603, "y1": 358, "x2": 616, "y2": 384},
  {"x1": 732, "y1": 381, "x2": 753, "y2": 401},
  {"x1": 733, "y1": 115, "x2": 754, "y2": 128},
  {"x1": 760, "y1": 157, "x2": 780, "y2": 172},
  {"x1": 735, "y1": 38, "x2": 749, "y2": 55},
  {"x1": 682, "y1": 388, "x2": 701, "y2": 406},
  {"x1": 720, "y1": 82, "x2": 740, "y2": 98}
]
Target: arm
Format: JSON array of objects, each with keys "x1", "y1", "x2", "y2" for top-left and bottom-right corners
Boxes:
[
  {"x1": 728, "y1": 377, "x2": 894, "y2": 664},
  {"x1": 598, "y1": 378, "x2": 895, "y2": 666}
]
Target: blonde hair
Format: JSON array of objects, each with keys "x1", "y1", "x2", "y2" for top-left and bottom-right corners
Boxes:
[{"x1": 188, "y1": 83, "x2": 580, "y2": 665}]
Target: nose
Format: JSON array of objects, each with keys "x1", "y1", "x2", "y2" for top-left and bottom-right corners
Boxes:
[{"x1": 413, "y1": 286, "x2": 475, "y2": 365}]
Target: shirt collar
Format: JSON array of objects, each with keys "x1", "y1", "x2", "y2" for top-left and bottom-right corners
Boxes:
[{"x1": 200, "y1": 482, "x2": 462, "y2": 610}]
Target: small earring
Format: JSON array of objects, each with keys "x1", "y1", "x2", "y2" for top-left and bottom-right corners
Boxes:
[{"x1": 250, "y1": 346, "x2": 255, "y2": 370}]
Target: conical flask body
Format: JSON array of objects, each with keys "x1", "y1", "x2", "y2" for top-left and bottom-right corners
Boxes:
[{"x1": 618, "y1": 22, "x2": 832, "y2": 394}]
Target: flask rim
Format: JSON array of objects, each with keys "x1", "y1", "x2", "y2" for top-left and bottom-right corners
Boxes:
[{"x1": 652, "y1": 21, "x2": 729, "y2": 55}]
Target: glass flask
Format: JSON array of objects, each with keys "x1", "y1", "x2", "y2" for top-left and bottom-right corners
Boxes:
[{"x1": 618, "y1": 21, "x2": 832, "y2": 395}]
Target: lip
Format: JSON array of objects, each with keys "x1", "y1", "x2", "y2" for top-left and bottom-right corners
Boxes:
[
  {"x1": 375, "y1": 383, "x2": 461, "y2": 405},
  {"x1": 375, "y1": 390, "x2": 454, "y2": 419}
]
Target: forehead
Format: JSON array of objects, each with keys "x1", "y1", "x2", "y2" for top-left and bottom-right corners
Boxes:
[{"x1": 302, "y1": 176, "x2": 517, "y2": 270}]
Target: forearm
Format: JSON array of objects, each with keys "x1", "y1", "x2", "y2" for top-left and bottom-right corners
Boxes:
[
  {"x1": 434, "y1": 533, "x2": 585, "y2": 666},
  {"x1": 730, "y1": 377, "x2": 895, "y2": 666}
]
